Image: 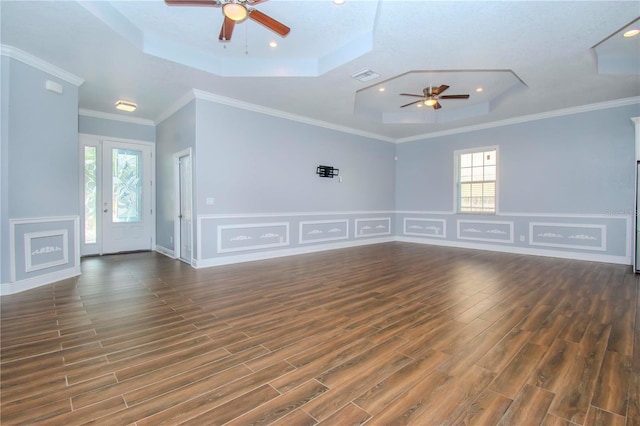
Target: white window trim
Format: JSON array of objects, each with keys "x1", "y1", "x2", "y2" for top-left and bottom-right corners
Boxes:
[{"x1": 453, "y1": 145, "x2": 499, "y2": 215}]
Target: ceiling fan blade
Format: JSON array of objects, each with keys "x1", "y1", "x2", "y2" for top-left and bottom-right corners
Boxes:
[
  {"x1": 248, "y1": 9, "x2": 290, "y2": 36},
  {"x1": 219, "y1": 16, "x2": 235, "y2": 41},
  {"x1": 433, "y1": 101, "x2": 442, "y2": 110},
  {"x1": 165, "y1": 0, "x2": 219, "y2": 6},
  {"x1": 400, "y1": 100, "x2": 423, "y2": 108},
  {"x1": 400, "y1": 93, "x2": 425, "y2": 98},
  {"x1": 433, "y1": 85, "x2": 449, "y2": 95},
  {"x1": 440, "y1": 94, "x2": 470, "y2": 99}
]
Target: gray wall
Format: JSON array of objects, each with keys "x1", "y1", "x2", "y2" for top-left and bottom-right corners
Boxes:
[
  {"x1": 79, "y1": 114, "x2": 155, "y2": 142},
  {"x1": 7, "y1": 59, "x2": 79, "y2": 218},
  {"x1": 395, "y1": 103, "x2": 639, "y2": 261},
  {"x1": 195, "y1": 99, "x2": 396, "y2": 214},
  {"x1": 155, "y1": 100, "x2": 196, "y2": 252},
  {"x1": 2, "y1": 56, "x2": 80, "y2": 284}
]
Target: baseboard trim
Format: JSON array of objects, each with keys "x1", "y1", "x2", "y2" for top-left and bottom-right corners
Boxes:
[
  {"x1": 396, "y1": 236, "x2": 631, "y2": 265},
  {"x1": 194, "y1": 237, "x2": 395, "y2": 268},
  {"x1": 154, "y1": 245, "x2": 176, "y2": 259},
  {"x1": 0, "y1": 266, "x2": 82, "y2": 296}
]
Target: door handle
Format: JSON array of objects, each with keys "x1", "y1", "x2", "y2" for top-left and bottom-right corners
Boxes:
[
  {"x1": 178, "y1": 214, "x2": 183, "y2": 219},
  {"x1": 103, "y1": 209, "x2": 108, "y2": 213}
]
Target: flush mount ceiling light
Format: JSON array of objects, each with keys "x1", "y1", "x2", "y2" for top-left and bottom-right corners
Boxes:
[
  {"x1": 623, "y1": 29, "x2": 640, "y2": 38},
  {"x1": 115, "y1": 100, "x2": 137, "y2": 112},
  {"x1": 223, "y1": 2, "x2": 248, "y2": 21},
  {"x1": 333, "y1": 0, "x2": 345, "y2": 5}
]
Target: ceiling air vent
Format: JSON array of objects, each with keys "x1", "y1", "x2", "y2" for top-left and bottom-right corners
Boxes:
[{"x1": 351, "y1": 69, "x2": 380, "y2": 82}]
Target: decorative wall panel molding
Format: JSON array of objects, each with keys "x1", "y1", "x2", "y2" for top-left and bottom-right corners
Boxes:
[
  {"x1": 24, "y1": 229, "x2": 69, "y2": 273},
  {"x1": 403, "y1": 218, "x2": 446, "y2": 238},
  {"x1": 9, "y1": 216, "x2": 79, "y2": 284},
  {"x1": 217, "y1": 222, "x2": 289, "y2": 253},
  {"x1": 457, "y1": 220, "x2": 514, "y2": 243},
  {"x1": 355, "y1": 217, "x2": 391, "y2": 238},
  {"x1": 529, "y1": 222, "x2": 606, "y2": 251},
  {"x1": 299, "y1": 219, "x2": 349, "y2": 244}
]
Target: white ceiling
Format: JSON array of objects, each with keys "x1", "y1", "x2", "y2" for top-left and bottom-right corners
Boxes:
[{"x1": 1, "y1": 1, "x2": 639, "y2": 142}]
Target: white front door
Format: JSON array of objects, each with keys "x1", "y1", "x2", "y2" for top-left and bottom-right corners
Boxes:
[{"x1": 81, "y1": 136, "x2": 154, "y2": 256}]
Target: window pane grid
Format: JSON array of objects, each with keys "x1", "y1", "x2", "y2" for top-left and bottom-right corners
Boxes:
[{"x1": 457, "y1": 149, "x2": 496, "y2": 213}]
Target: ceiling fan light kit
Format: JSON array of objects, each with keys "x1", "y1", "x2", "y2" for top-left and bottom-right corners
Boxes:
[
  {"x1": 166, "y1": 0, "x2": 290, "y2": 42},
  {"x1": 222, "y1": 3, "x2": 247, "y2": 21},
  {"x1": 400, "y1": 84, "x2": 470, "y2": 109}
]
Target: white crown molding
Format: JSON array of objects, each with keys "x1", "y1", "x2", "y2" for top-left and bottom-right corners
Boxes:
[
  {"x1": 397, "y1": 97, "x2": 640, "y2": 143},
  {"x1": 1, "y1": 45, "x2": 84, "y2": 87},
  {"x1": 191, "y1": 89, "x2": 396, "y2": 143},
  {"x1": 161, "y1": 90, "x2": 638, "y2": 144},
  {"x1": 79, "y1": 109, "x2": 155, "y2": 126}
]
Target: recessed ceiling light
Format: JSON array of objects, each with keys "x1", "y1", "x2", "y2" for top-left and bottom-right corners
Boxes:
[
  {"x1": 416, "y1": 103, "x2": 423, "y2": 108},
  {"x1": 115, "y1": 100, "x2": 137, "y2": 112},
  {"x1": 269, "y1": 41, "x2": 278, "y2": 48},
  {"x1": 378, "y1": 87, "x2": 385, "y2": 92},
  {"x1": 476, "y1": 87, "x2": 484, "y2": 92},
  {"x1": 333, "y1": 0, "x2": 345, "y2": 5},
  {"x1": 623, "y1": 29, "x2": 640, "y2": 38}
]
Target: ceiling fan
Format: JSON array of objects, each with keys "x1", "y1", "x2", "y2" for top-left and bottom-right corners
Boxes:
[
  {"x1": 165, "y1": 0, "x2": 290, "y2": 42},
  {"x1": 400, "y1": 85, "x2": 470, "y2": 109}
]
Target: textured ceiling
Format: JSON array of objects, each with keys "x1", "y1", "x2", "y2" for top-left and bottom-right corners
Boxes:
[{"x1": 1, "y1": 1, "x2": 639, "y2": 142}]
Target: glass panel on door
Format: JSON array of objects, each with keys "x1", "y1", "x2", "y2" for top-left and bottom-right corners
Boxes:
[
  {"x1": 84, "y1": 146, "x2": 98, "y2": 245},
  {"x1": 111, "y1": 148, "x2": 143, "y2": 223}
]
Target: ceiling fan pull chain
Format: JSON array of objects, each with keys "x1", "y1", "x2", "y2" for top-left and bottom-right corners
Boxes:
[{"x1": 245, "y1": 21, "x2": 249, "y2": 55}]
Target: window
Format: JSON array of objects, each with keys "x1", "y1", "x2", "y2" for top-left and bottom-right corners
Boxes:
[
  {"x1": 456, "y1": 148, "x2": 497, "y2": 213},
  {"x1": 84, "y1": 146, "x2": 97, "y2": 244}
]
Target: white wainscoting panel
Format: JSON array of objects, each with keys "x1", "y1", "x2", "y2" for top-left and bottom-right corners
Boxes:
[
  {"x1": 457, "y1": 220, "x2": 514, "y2": 243},
  {"x1": 355, "y1": 217, "x2": 391, "y2": 238},
  {"x1": 299, "y1": 219, "x2": 349, "y2": 244},
  {"x1": 403, "y1": 218, "x2": 446, "y2": 238},
  {"x1": 217, "y1": 222, "x2": 290, "y2": 254},
  {"x1": 529, "y1": 222, "x2": 606, "y2": 251}
]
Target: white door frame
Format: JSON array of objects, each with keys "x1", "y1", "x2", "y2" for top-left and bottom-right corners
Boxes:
[
  {"x1": 79, "y1": 134, "x2": 156, "y2": 256},
  {"x1": 173, "y1": 148, "x2": 193, "y2": 264}
]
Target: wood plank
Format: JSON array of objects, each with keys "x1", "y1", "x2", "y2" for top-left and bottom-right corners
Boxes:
[
  {"x1": 316, "y1": 402, "x2": 371, "y2": 425},
  {"x1": 490, "y1": 342, "x2": 547, "y2": 398},
  {"x1": 455, "y1": 388, "x2": 512, "y2": 426},
  {"x1": 225, "y1": 379, "x2": 328, "y2": 426},
  {"x1": 590, "y1": 351, "x2": 631, "y2": 416},
  {"x1": 476, "y1": 328, "x2": 532, "y2": 373},
  {"x1": 352, "y1": 349, "x2": 450, "y2": 416},
  {"x1": 497, "y1": 384, "x2": 555, "y2": 425},
  {"x1": 583, "y1": 405, "x2": 626, "y2": 426}
]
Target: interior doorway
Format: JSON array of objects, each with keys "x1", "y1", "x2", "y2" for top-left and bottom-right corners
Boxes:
[
  {"x1": 80, "y1": 135, "x2": 154, "y2": 256},
  {"x1": 174, "y1": 148, "x2": 193, "y2": 264}
]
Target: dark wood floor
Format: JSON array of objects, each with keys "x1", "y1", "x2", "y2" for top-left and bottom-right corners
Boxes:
[{"x1": 1, "y1": 242, "x2": 638, "y2": 425}]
